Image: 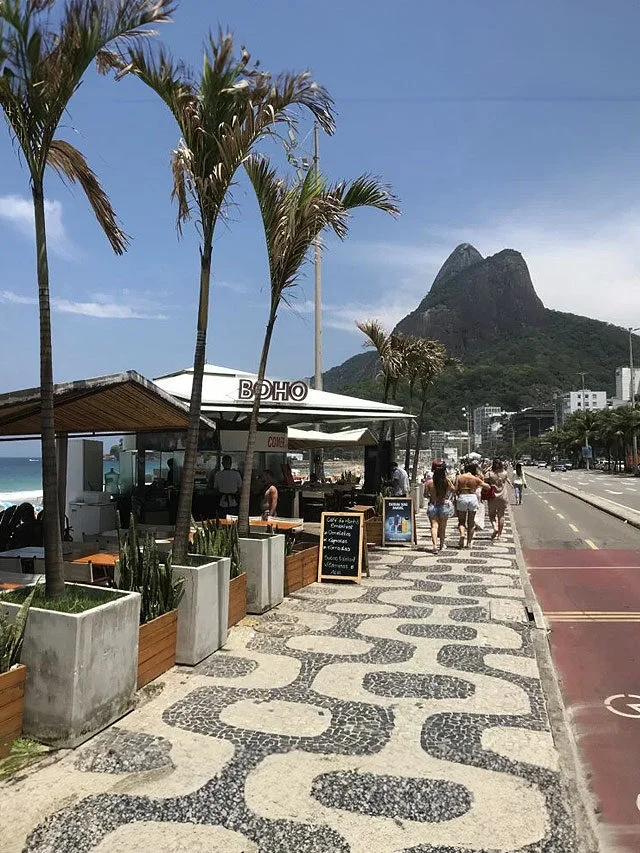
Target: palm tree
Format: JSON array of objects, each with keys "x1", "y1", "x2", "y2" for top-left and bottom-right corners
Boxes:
[
  {"x1": 237, "y1": 157, "x2": 399, "y2": 536},
  {"x1": 356, "y1": 321, "x2": 404, "y2": 445},
  {"x1": 0, "y1": 0, "x2": 174, "y2": 598},
  {"x1": 409, "y1": 340, "x2": 447, "y2": 484},
  {"x1": 402, "y1": 336, "x2": 423, "y2": 472},
  {"x1": 121, "y1": 32, "x2": 334, "y2": 562}
]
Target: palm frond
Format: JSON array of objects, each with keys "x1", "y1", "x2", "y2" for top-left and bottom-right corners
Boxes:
[
  {"x1": 47, "y1": 139, "x2": 128, "y2": 253},
  {"x1": 335, "y1": 174, "x2": 400, "y2": 217}
]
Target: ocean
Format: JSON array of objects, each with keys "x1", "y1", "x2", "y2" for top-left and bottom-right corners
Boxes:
[{"x1": 0, "y1": 457, "x2": 118, "y2": 510}]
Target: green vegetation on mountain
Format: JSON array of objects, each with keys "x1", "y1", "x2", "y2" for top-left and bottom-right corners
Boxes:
[{"x1": 324, "y1": 244, "x2": 638, "y2": 429}]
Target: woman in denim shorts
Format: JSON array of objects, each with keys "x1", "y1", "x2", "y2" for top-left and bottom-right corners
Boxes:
[{"x1": 426, "y1": 461, "x2": 455, "y2": 554}]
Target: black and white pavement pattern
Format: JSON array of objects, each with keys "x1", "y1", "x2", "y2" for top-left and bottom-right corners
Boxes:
[{"x1": 1, "y1": 511, "x2": 580, "y2": 853}]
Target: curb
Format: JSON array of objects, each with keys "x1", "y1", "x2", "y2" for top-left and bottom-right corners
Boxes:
[
  {"x1": 510, "y1": 506, "x2": 601, "y2": 853},
  {"x1": 528, "y1": 470, "x2": 640, "y2": 530}
]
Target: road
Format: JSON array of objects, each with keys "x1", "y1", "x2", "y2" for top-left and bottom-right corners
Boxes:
[
  {"x1": 515, "y1": 478, "x2": 640, "y2": 853},
  {"x1": 536, "y1": 467, "x2": 640, "y2": 516}
]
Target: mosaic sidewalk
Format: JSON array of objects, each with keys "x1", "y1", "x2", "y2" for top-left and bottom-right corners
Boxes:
[{"x1": 0, "y1": 512, "x2": 580, "y2": 852}]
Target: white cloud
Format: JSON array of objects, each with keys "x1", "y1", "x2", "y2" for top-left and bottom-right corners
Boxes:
[
  {"x1": 341, "y1": 208, "x2": 640, "y2": 331},
  {"x1": 216, "y1": 280, "x2": 248, "y2": 295},
  {"x1": 0, "y1": 289, "x2": 168, "y2": 320},
  {"x1": 0, "y1": 195, "x2": 73, "y2": 258}
]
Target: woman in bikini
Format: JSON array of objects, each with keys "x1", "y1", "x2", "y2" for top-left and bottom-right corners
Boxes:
[{"x1": 454, "y1": 461, "x2": 484, "y2": 549}]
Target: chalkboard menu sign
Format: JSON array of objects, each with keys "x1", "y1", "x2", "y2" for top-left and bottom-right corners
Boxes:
[
  {"x1": 383, "y1": 497, "x2": 415, "y2": 546},
  {"x1": 318, "y1": 512, "x2": 364, "y2": 583}
]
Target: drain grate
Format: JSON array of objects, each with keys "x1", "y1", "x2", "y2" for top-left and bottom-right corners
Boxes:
[{"x1": 525, "y1": 605, "x2": 537, "y2": 625}]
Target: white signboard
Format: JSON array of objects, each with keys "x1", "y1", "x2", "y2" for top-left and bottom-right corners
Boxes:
[{"x1": 220, "y1": 430, "x2": 288, "y2": 453}]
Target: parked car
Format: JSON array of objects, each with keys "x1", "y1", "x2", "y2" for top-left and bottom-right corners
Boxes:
[
  {"x1": 537, "y1": 460, "x2": 548, "y2": 468},
  {"x1": 550, "y1": 461, "x2": 566, "y2": 472}
]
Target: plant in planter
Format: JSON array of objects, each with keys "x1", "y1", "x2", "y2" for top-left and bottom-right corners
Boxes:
[
  {"x1": 116, "y1": 518, "x2": 184, "y2": 689},
  {"x1": 366, "y1": 493, "x2": 385, "y2": 546},
  {"x1": 0, "y1": 588, "x2": 35, "y2": 757},
  {"x1": 0, "y1": 582, "x2": 140, "y2": 748},
  {"x1": 192, "y1": 521, "x2": 246, "y2": 628}
]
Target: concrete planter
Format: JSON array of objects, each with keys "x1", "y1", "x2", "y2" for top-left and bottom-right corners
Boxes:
[
  {"x1": 228, "y1": 573, "x2": 247, "y2": 628},
  {"x1": 365, "y1": 516, "x2": 383, "y2": 546},
  {"x1": 239, "y1": 533, "x2": 285, "y2": 615},
  {"x1": 411, "y1": 485, "x2": 422, "y2": 511},
  {"x1": 285, "y1": 544, "x2": 320, "y2": 595},
  {"x1": 172, "y1": 555, "x2": 230, "y2": 666},
  {"x1": 1, "y1": 584, "x2": 140, "y2": 748},
  {"x1": 0, "y1": 664, "x2": 26, "y2": 758},
  {"x1": 137, "y1": 610, "x2": 178, "y2": 689}
]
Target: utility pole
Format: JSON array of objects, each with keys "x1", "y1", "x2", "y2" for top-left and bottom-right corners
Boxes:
[
  {"x1": 312, "y1": 124, "x2": 324, "y2": 480},
  {"x1": 578, "y1": 371, "x2": 590, "y2": 471},
  {"x1": 313, "y1": 123, "x2": 322, "y2": 394},
  {"x1": 629, "y1": 328, "x2": 639, "y2": 476}
]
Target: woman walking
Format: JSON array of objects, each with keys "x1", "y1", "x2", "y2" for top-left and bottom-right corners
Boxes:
[
  {"x1": 511, "y1": 462, "x2": 527, "y2": 505},
  {"x1": 454, "y1": 461, "x2": 485, "y2": 549},
  {"x1": 485, "y1": 458, "x2": 509, "y2": 540},
  {"x1": 426, "y1": 461, "x2": 455, "y2": 554}
]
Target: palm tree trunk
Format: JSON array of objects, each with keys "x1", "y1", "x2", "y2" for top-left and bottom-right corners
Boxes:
[
  {"x1": 411, "y1": 394, "x2": 427, "y2": 485},
  {"x1": 33, "y1": 181, "x2": 64, "y2": 599},
  {"x1": 378, "y1": 374, "x2": 391, "y2": 445},
  {"x1": 404, "y1": 419, "x2": 412, "y2": 473},
  {"x1": 173, "y1": 241, "x2": 212, "y2": 564},
  {"x1": 238, "y1": 309, "x2": 277, "y2": 538}
]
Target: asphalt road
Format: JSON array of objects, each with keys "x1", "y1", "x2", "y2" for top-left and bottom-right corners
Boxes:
[
  {"x1": 515, "y1": 478, "x2": 640, "y2": 853},
  {"x1": 535, "y1": 467, "x2": 640, "y2": 516}
]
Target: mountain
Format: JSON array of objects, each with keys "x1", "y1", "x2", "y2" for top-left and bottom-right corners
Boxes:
[{"x1": 323, "y1": 243, "x2": 637, "y2": 429}]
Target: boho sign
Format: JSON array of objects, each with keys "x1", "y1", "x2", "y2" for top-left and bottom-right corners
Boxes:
[{"x1": 238, "y1": 379, "x2": 309, "y2": 403}]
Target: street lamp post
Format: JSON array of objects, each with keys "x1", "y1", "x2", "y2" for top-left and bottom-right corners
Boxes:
[
  {"x1": 629, "y1": 327, "x2": 640, "y2": 476},
  {"x1": 578, "y1": 371, "x2": 590, "y2": 471}
]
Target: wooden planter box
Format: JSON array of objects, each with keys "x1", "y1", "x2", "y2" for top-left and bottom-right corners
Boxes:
[
  {"x1": 284, "y1": 545, "x2": 320, "y2": 595},
  {"x1": 137, "y1": 610, "x2": 178, "y2": 690},
  {"x1": 365, "y1": 516, "x2": 383, "y2": 546},
  {"x1": 0, "y1": 664, "x2": 26, "y2": 758},
  {"x1": 228, "y1": 572, "x2": 247, "y2": 628}
]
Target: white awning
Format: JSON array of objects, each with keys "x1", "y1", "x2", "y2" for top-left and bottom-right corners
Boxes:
[
  {"x1": 154, "y1": 364, "x2": 408, "y2": 427},
  {"x1": 288, "y1": 427, "x2": 378, "y2": 450}
]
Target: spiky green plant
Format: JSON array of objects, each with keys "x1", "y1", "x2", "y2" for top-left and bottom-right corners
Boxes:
[
  {"x1": 116, "y1": 516, "x2": 184, "y2": 624},
  {"x1": 191, "y1": 520, "x2": 243, "y2": 579},
  {"x1": 374, "y1": 492, "x2": 385, "y2": 518},
  {"x1": 0, "y1": 585, "x2": 37, "y2": 673}
]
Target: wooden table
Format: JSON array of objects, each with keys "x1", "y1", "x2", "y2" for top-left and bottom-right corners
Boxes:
[
  {"x1": 215, "y1": 518, "x2": 304, "y2": 533},
  {"x1": 72, "y1": 552, "x2": 118, "y2": 567}
]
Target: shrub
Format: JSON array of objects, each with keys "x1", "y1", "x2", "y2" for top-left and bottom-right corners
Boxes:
[
  {"x1": 116, "y1": 516, "x2": 184, "y2": 624},
  {"x1": 0, "y1": 586, "x2": 36, "y2": 673},
  {"x1": 191, "y1": 520, "x2": 243, "y2": 579}
]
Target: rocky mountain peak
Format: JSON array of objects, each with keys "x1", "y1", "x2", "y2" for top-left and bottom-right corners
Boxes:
[
  {"x1": 394, "y1": 244, "x2": 546, "y2": 356},
  {"x1": 430, "y1": 243, "x2": 484, "y2": 295}
]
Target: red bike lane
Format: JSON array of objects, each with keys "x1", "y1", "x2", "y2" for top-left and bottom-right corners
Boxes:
[{"x1": 525, "y1": 548, "x2": 640, "y2": 853}]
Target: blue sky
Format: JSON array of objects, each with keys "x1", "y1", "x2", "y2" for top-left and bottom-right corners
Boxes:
[{"x1": 2, "y1": 0, "x2": 640, "y2": 407}]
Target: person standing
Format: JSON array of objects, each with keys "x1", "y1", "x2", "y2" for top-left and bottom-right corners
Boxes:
[
  {"x1": 213, "y1": 455, "x2": 243, "y2": 515},
  {"x1": 454, "y1": 461, "x2": 484, "y2": 549},
  {"x1": 426, "y1": 460, "x2": 455, "y2": 554},
  {"x1": 261, "y1": 471, "x2": 279, "y2": 520},
  {"x1": 510, "y1": 462, "x2": 527, "y2": 505},
  {"x1": 391, "y1": 461, "x2": 410, "y2": 497},
  {"x1": 485, "y1": 458, "x2": 509, "y2": 539}
]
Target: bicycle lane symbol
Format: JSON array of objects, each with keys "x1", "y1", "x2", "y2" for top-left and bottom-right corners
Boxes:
[{"x1": 604, "y1": 694, "x2": 640, "y2": 718}]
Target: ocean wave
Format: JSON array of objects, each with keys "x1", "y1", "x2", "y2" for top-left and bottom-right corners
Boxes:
[{"x1": 0, "y1": 490, "x2": 44, "y2": 509}]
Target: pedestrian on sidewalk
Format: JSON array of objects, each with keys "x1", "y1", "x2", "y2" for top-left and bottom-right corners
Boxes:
[
  {"x1": 485, "y1": 458, "x2": 509, "y2": 540},
  {"x1": 454, "y1": 461, "x2": 484, "y2": 549},
  {"x1": 426, "y1": 460, "x2": 456, "y2": 554},
  {"x1": 391, "y1": 461, "x2": 410, "y2": 497},
  {"x1": 510, "y1": 462, "x2": 527, "y2": 505}
]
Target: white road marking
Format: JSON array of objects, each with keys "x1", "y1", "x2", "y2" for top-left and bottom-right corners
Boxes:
[
  {"x1": 605, "y1": 490, "x2": 624, "y2": 495},
  {"x1": 569, "y1": 524, "x2": 579, "y2": 532},
  {"x1": 548, "y1": 505, "x2": 555, "y2": 511},
  {"x1": 543, "y1": 499, "x2": 549, "y2": 504},
  {"x1": 605, "y1": 695, "x2": 640, "y2": 718},
  {"x1": 557, "y1": 513, "x2": 565, "y2": 519},
  {"x1": 585, "y1": 539, "x2": 599, "y2": 550}
]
